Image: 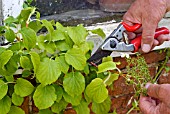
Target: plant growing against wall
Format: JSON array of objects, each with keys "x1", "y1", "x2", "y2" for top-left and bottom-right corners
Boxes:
[{"x1": 0, "y1": 7, "x2": 120, "y2": 114}]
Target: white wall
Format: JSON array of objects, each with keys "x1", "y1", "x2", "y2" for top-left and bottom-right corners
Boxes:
[{"x1": 1, "y1": 0, "x2": 24, "y2": 20}]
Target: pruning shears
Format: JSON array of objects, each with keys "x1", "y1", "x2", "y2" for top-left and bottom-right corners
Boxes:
[{"x1": 87, "y1": 22, "x2": 169, "y2": 65}]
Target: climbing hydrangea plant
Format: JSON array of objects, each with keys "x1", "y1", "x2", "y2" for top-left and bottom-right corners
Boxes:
[{"x1": 0, "y1": 7, "x2": 120, "y2": 114}]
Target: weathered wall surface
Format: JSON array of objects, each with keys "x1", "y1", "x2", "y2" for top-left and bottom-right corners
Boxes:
[{"x1": 1, "y1": 0, "x2": 24, "y2": 19}]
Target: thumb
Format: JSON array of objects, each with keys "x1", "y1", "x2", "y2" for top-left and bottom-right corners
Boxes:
[
  {"x1": 141, "y1": 19, "x2": 158, "y2": 53},
  {"x1": 139, "y1": 95, "x2": 156, "y2": 114},
  {"x1": 147, "y1": 83, "x2": 170, "y2": 106}
]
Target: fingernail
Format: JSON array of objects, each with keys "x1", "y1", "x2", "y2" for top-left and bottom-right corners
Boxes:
[
  {"x1": 145, "y1": 83, "x2": 151, "y2": 89},
  {"x1": 142, "y1": 44, "x2": 151, "y2": 53}
]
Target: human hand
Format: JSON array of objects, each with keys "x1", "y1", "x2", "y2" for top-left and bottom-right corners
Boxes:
[
  {"x1": 123, "y1": 0, "x2": 170, "y2": 53},
  {"x1": 139, "y1": 83, "x2": 170, "y2": 114}
]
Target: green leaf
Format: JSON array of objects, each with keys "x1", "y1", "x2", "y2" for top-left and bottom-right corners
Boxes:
[
  {"x1": 55, "y1": 40, "x2": 71, "y2": 51},
  {"x1": 12, "y1": 93, "x2": 24, "y2": 106},
  {"x1": 102, "y1": 56, "x2": 113, "y2": 62},
  {"x1": 38, "y1": 39, "x2": 56, "y2": 54},
  {"x1": 63, "y1": 91, "x2": 82, "y2": 106},
  {"x1": 0, "y1": 80, "x2": 8, "y2": 100},
  {"x1": 17, "y1": 7, "x2": 34, "y2": 21},
  {"x1": 85, "y1": 78, "x2": 108, "y2": 103},
  {"x1": 92, "y1": 97, "x2": 111, "y2": 114},
  {"x1": 5, "y1": 75, "x2": 14, "y2": 82},
  {"x1": 90, "y1": 28, "x2": 106, "y2": 39},
  {"x1": 84, "y1": 64, "x2": 89, "y2": 75},
  {"x1": 5, "y1": 28, "x2": 15, "y2": 42},
  {"x1": 53, "y1": 84, "x2": 63, "y2": 103},
  {"x1": 78, "y1": 42, "x2": 91, "y2": 54},
  {"x1": 51, "y1": 30, "x2": 66, "y2": 41},
  {"x1": 41, "y1": 20, "x2": 54, "y2": 33},
  {"x1": 0, "y1": 50, "x2": 13, "y2": 69},
  {"x1": 33, "y1": 84, "x2": 56, "y2": 109},
  {"x1": 56, "y1": 22, "x2": 66, "y2": 32},
  {"x1": 104, "y1": 73, "x2": 119, "y2": 86},
  {"x1": 73, "y1": 100, "x2": 90, "y2": 114},
  {"x1": 20, "y1": 27, "x2": 36, "y2": 50},
  {"x1": 36, "y1": 58, "x2": 61, "y2": 85},
  {"x1": 5, "y1": 54, "x2": 19, "y2": 76},
  {"x1": 0, "y1": 47, "x2": 6, "y2": 55},
  {"x1": 8, "y1": 106, "x2": 25, "y2": 114},
  {"x1": 39, "y1": 109, "x2": 53, "y2": 114},
  {"x1": 63, "y1": 72, "x2": 85, "y2": 97},
  {"x1": 65, "y1": 47, "x2": 86, "y2": 70},
  {"x1": 28, "y1": 21, "x2": 42, "y2": 32},
  {"x1": 30, "y1": 52, "x2": 40, "y2": 73},
  {"x1": 41, "y1": 20, "x2": 54, "y2": 41},
  {"x1": 20, "y1": 56, "x2": 33, "y2": 69},
  {"x1": 97, "y1": 61, "x2": 117, "y2": 73},
  {"x1": 22, "y1": 70, "x2": 32, "y2": 77},
  {"x1": 14, "y1": 78, "x2": 34, "y2": 97},
  {"x1": 0, "y1": 96, "x2": 11, "y2": 114},
  {"x1": 4, "y1": 16, "x2": 18, "y2": 25},
  {"x1": 8, "y1": 42, "x2": 21, "y2": 51},
  {"x1": 67, "y1": 25, "x2": 88, "y2": 46},
  {"x1": 51, "y1": 99, "x2": 68, "y2": 113},
  {"x1": 55, "y1": 56, "x2": 69, "y2": 74}
]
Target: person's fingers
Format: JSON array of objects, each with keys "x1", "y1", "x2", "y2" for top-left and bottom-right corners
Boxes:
[
  {"x1": 156, "y1": 34, "x2": 170, "y2": 45},
  {"x1": 141, "y1": 17, "x2": 158, "y2": 53},
  {"x1": 147, "y1": 84, "x2": 170, "y2": 106},
  {"x1": 139, "y1": 95, "x2": 157, "y2": 114},
  {"x1": 126, "y1": 32, "x2": 136, "y2": 40}
]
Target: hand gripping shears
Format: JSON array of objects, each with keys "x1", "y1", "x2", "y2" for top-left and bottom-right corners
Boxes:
[{"x1": 87, "y1": 22, "x2": 169, "y2": 65}]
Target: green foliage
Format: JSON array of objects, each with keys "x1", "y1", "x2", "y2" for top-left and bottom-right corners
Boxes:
[{"x1": 0, "y1": 7, "x2": 120, "y2": 114}]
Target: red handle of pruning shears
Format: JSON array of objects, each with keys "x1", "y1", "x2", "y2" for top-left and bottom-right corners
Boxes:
[
  {"x1": 130, "y1": 27, "x2": 169, "y2": 52},
  {"x1": 122, "y1": 22, "x2": 141, "y2": 32}
]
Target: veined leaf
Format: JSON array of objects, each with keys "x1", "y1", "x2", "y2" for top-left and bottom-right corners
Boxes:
[
  {"x1": 39, "y1": 109, "x2": 53, "y2": 114},
  {"x1": 63, "y1": 72, "x2": 85, "y2": 97},
  {"x1": 56, "y1": 22, "x2": 66, "y2": 32},
  {"x1": 12, "y1": 93, "x2": 24, "y2": 106},
  {"x1": 8, "y1": 106, "x2": 25, "y2": 114},
  {"x1": 65, "y1": 47, "x2": 86, "y2": 70},
  {"x1": 104, "y1": 73, "x2": 119, "y2": 86},
  {"x1": 97, "y1": 61, "x2": 117, "y2": 73},
  {"x1": 14, "y1": 78, "x2": 34, "y2": 97},
  {"x1": 90, "y1": 28, "x2": 106, "y2": 39},
  {"x1": 55, "y1": 40, "x2": 71, "y2": 51},
  {"x1": 52, "y1": 84, "x2": 63, "y2": 103},
  {"x1": 0, "y1": 47, "x2": 6, "y2": 55},
  {"x1": 0, "y1": 50, "x2": 13, "y2": 69},
  {"x1": 67, "y1": 25, "x2": 88, "y2": 46},
  {"x1": 5, "y1": 28, "x2": 15, "y2": 42},
  {"x1": 28, "y1": 21, "x2": 42, "y2": 32},
  {"x1": 0, "y1": 80, "x2": 8, "y2": 100},
  {"x1": 41, "y1": 20, "x2": 54, "y2": 41},
  {"x1": 20, "y1": 27, "x2": 36, "y2": 50},
  {"x1": 33, "y1": 84, "x2": 56, "y2": 109},
  {"x1": 55, "y1": 56, "x2": 69, "y2": 74},
  {"x1": 92, "y1": 97, "x2": 111, "y2": 114},
  {"x1": 20, "y1": 56, "x2": 33, "y2": 69},
  {"x1": 85, "y1": 78, "x2": 108, "y2": 103},
  {"x1": 36, "y1": 58, "x2": 61, "y2": 85},
  {"x1": 63, "y1": 91, "x2": 82, "y2": 106},
  {"x1": 17, "y1": 7, "x2": 34, "y2": 21},
  {"x1": 73, "y1": 100, "x2": 90, "y2": 114},
  {"x1": 51, "y1": 30, "x2": 66, "y2": 41},
  {"x1": 5, "y1": 54, "x2": 19, "y2": 76},
  {"x1": 51, "y1": 99, "x2": 68, "y2": 113},
  {"x1": 30, "y1": 52, "x2": 40, "y2": 73},
  {"x1": 4, "y1": 16, "x2": 18, "y2": 25},
  {"x1": 0, "y1": 95, "x2": 11, "y2": 114}
]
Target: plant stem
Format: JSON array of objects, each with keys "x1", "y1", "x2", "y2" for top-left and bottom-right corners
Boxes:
[{"x1": 153, "y1": 56, "x2": 169, "y2": 83}]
